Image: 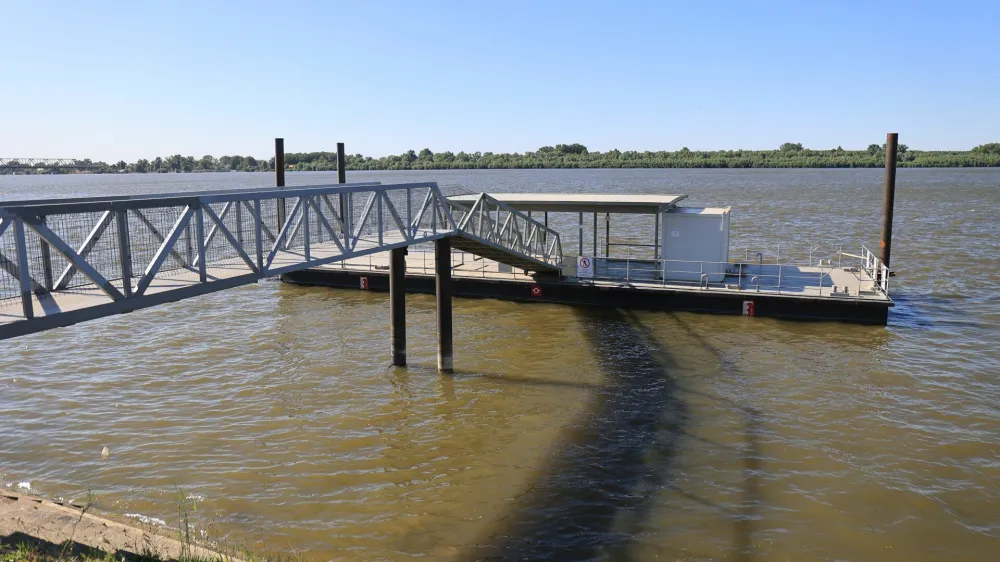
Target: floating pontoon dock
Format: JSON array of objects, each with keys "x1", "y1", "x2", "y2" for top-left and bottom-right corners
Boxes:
[{"x1": 285, "y1": 193, "x2": 893, "y2": 324}]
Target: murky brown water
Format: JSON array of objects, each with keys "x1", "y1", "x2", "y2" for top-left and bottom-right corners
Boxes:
[{"x1": 2, "y1": 169, "x2": 998, "y2": 560}]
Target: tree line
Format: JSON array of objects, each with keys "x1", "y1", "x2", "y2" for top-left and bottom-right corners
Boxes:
[
  {"x1": 13, "y1": 142, "x2": 1000, "y2": 174},
  {"x1": 56, "y1": 154, "x2": 276, "y2": 174}
]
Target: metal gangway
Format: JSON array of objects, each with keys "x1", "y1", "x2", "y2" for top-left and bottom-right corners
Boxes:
[{"x1": 0, "y1": 182, "x2": 562, "y2": 341}]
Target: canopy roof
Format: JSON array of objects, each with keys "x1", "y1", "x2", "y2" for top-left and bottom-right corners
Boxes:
[{"x1": 448, "y1": 193, "x2": 688, "y2": 214}]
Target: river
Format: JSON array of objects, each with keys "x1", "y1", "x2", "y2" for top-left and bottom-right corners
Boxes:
[{"x1": 1, "y1": 168, "x2": 998, "y2": 561}]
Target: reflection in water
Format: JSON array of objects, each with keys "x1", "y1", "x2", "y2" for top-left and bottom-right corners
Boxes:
[{"x1": 465, "y1": 308, "x2": 687, "y2": 561}]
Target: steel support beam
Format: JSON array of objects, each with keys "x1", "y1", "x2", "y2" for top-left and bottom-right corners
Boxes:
[
  {"x1": 275, "y1": 138, "x2": 286, "y2": 231},
  {"x1": 38, "y1": 216, "x2": 53, "y2": 292},
  {"x1": 435, "y1": 238, "x2": 453, "y2": 373},
  {"x1": 253, "y1": 199, "x2": 263, "y2": 271},
  {"x1": 14, "y1": 218, "x2": 33, "y2": 319},
  {"x1": 593, "y1": 212, "x2": 597, "y2": 257},
  {"x1": 654, "y1": 210, "x2": 660, "y2": 260},
  {"x1": 605, "y1": 213, "x2": 610, "y2": 258},
  {"x1": 116, "y1": 210, "x2": 133, "y2": 297},
  {"x1": 196, "y1": 206, "x2": 207, "y2": 283},
  {"x1": 390, "y1": 247, "x2": 407, "y2": 367},
  {"x1": 881, "y1": 132, "x2": 898, "y2": 268}
]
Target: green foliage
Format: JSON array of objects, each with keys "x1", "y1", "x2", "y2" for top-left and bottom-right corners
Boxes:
[
  {"x1": 13, "y1": 142, "x2": 1000, "y2": 175},
  {"x1": 46, "y1": 153, "x2": 276, "y2": 174},
  {"x1": 972, "y1": 143, "x2": 1000, "y2": 154},
  {"x1": 292, "y1": 142, "x2": 1000, "y2": 170}
]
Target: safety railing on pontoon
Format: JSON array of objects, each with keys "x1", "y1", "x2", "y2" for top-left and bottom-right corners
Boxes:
[{"x1": 582, "y1": 246, "x2": 890, "y2": 299}]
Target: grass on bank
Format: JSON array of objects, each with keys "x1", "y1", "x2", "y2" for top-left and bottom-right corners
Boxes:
[
  {"x1": 0, "y1": 539, "x2": 211, "y2": 562},
  {"x1": 0, "y1": 488, "x2": 299, "y2": 562},
  {"x1": 0, "y1": 537, "x2": 298, "y2": 562}
]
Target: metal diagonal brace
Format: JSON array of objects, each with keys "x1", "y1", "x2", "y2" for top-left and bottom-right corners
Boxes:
[
  {"x1": 319, "y1": 195, "x2": 347, "y2": 238},
  {"x1": 133, "y1": 209, "x2": 189, "y2": 267},
  {"x1": 306, "y1": 197, "x2": 346, "y2": 254},
  {"x1": 434, "y1": 188, "x2": 457, "y2": 229},
  {"x1": 285, "y1": 203, "x2": 306, "y2": 250},
  {"x1": 411, "y1": 190, "x2": 434, "y2": 236},
  {"x1": 134, "y1": 206, "x2": 195, "y2": 296},
  {"x1": 21, "y1": 214, "x2": 125, "y2": 301},
  {"x1": 350, "y1": 192, "x2": 378, "y2": 250},
  {"x1": 201, "y1": 204, "x2": 259, "y2": 274},
  {"x1": 0, "y1": 250, "x2": 45, "y2": 293},
  {"x1": 380, "y1": 192, "x2": 411, "y2": 241},
  {"x1": 53, "y1": 210, "x2": 113, "y2": 290},
  {"x1": 242, "y1": 200, "x2": 276, "y2": 243},
  {"x1": 192, "y1": 201, "x2": 233, "y2": 267},
  {"x1": 264, "y1": 197, "x2": 304, "y2": 269}
]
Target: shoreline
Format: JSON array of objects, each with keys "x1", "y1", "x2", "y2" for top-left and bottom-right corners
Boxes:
[
  {"x1": 5, "y1": 162, "x2": 1000, "y2": 176},
  {"x1": 0, "y1": 490, "x2": 240, "y2": 561}
]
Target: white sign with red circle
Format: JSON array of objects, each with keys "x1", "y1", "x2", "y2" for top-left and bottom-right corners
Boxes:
[{"x1": 577, "y1": 256, "x2": 594, "y2": 279}]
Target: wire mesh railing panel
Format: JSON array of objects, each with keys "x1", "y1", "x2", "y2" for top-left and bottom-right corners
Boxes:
[
  {"x1": 46, "y1": 211, "x2": 119, "y2": 290},
  {"x1": 1, "y1": 182, "x2": 573, "y2": 337},
  {"x1": 259, "y1": 198, "x2": 279, "y2": 250},
  {"x1": 0, "y1": 224, "x2": 21, "y2": 305},
  {"x1": 128, "y1": 206, "x2": 190, "y2": 281},
  {"x1": 450, "y1": 194, "x2": 562, "y2": 269}
]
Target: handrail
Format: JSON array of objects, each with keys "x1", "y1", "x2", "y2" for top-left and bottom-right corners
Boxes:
[
  {"x1": 450, "y1": 193, "x2": 562, "y2": 269},
  {"x1": 0, "y1": 182, "x2": 460, "y2": 331},
  {"x1": 584, "y1": 250, "x2": 890, "y2": 300}
]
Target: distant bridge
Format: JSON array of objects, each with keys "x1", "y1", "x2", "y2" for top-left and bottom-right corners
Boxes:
[{"x1": 0, "y1": 158, "x2": 97, "y2": 173}]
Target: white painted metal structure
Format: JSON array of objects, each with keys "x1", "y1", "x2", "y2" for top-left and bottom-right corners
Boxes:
[
  {"x1": 0, "y1": 182, "x2": 561, "y2": 340},
  {"x1": 448, "y1": 193, "x2": 687, "y2": 214},
  {"x1": 660, "y1": 207, "x2": 731, "y2": 282}
]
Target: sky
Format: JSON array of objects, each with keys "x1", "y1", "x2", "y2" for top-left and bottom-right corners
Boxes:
[{"x1": 2, "y1": 0, "x2": 998, "y2": 161}]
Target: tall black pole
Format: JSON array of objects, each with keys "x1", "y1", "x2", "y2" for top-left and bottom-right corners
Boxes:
[
  {"x1": 337, "y1": 142, "x2": 348, "y2": 242},
  {"x1": 881, "y1": 133, "x2": 898, "y2": 267},
  {"x1": 435, "y1": 238, "x2": 453, "y2": 373},
  {"x1": 275, "y1": 138, "x2": 286, "y2": 231},
  {"x1": 337, "y1": 142, "x2": 346, "y2": 184},
  {"x1": 390, "y1": 247, "x2": 407, "y2": 366},
  {"x1": 605, "y1": 213, "x2": 610, "y2": 258}
]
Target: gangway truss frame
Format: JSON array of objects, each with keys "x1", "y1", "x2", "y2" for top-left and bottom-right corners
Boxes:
[{"x1": 0, "y1": 182, "x2": 561, "y2": 340}]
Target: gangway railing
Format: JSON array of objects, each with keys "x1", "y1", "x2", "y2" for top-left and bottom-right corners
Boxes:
[
  {"x1": 449, "y1": 193, "x2": 563, "y2": 270},
  {"x1": 0, "y1": 182, "x2": 461, "y2": 337},
  {"x1": 0, "y1": 182, "x2": 569, "y2": 340}
]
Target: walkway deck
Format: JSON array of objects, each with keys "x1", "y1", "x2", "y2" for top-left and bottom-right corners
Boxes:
[{"x1": 0, "y1": 183, "x2": 562, "y2": 340}]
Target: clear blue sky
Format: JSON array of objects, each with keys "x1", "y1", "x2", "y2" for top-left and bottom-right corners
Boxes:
[{"x1": 2, "y1": 0, "x2": 998, "y2": 161}]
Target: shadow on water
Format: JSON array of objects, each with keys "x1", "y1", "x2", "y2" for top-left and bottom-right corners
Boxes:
[
  {"x1": 667, "y1": 314, "x2": 762, "y2": 562},
  {"x1": 444, "y1": 308, "x2": 765, "y2": 561},
  {"x1": 457, "y1": 307, "x2": 688, "y2": 561},
  {"x1": 889, "y1": 291, "x2": 988, "y2": 331}
]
